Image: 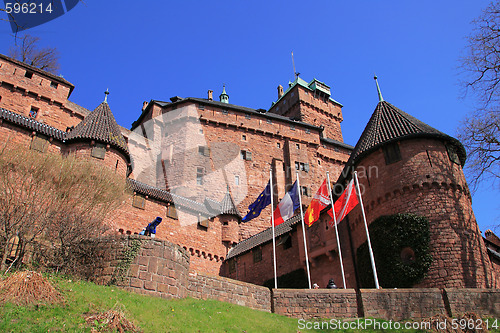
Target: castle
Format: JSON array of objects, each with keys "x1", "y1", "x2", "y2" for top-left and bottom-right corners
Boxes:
[{"x1": 0, "y1": 53, "x2": 498, "y2": 289}]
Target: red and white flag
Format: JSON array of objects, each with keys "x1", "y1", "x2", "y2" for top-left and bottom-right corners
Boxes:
[
  {"x1": 304, "y1": 179, "x2": 330, "y2": 227},
  {"x1": 327, "y1": 179, "x2": 359, "y2": 227}
]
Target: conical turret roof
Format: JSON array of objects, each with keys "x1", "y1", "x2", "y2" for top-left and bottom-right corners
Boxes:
[
  {"x1": 220, "y1": 187, "x2": 241, "y2": 218},
  {"x1": 348, "y1": 100, "x2": 466, "y2": 166},
  {"x1": 65, "y1": 102, "x2": 129, "y2": 155}
]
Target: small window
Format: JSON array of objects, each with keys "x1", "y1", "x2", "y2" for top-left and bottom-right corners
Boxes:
[
  {"x1": 267, "y1": 119, "x2": 272, "y2": 124},
  {"x1": 197, "y1": 104, "x2": 205, "y2": 110},
  {"x1": 132, "y1": 194, "x2": 146, "y2": 209},
  {"x1": 235, "y1": 175, "x2": 240, "y2": 185},
  {"x1": 30, "y1": 134, "x2": 48, "y2": 152},
  {"x1": 253, "y1": 248, "x2": 262, "y2": 263},
  {"x1": 198, "y1": 146, "x2": 210, "y2": 157},
  {"x1": 199, "y1": 128, "x2": 203, "y2": 134},
  {"x1": 301, "y1": 186, "x2": 311, "y2": 196},
  {"x1": 29, "y1": 106, "x2": 39, "y2": 119},
  {"x1": 91, "y1": 143, "x2": 106, "y2": 160},
  {"x1": 198, "y1": 215, "x2": 209, "y2": 228},
  {"x1": 382, "y1": 142, "x2": 402, "y2": 165},
  {"x1": 166, "y1": 205, "x2": 178, "y2": 219},
  {"x1": 222, "y1": 110, "x2": 228, "y2": 115},
  {"x1": 196, "y1": 167, "x2": 204, "y2": 185},
  {"x1": 446, "y1": 145, "x2": 460, "y2": 165},
  {"x1": 228, "y1": 259, "x2": 236, "y2": 273},
  {"x1": 25, "y1": 71, "x2": 33, "y2": 79},
  {"x1": 242, "y1": 134, "x2": 246, "y2": 141},
  {"x1": 295, "y1": 161, "x2": 300, "y2": 170},
  {"x1": 50, "y1": 81, "x2": 58, "y2": 89},
  {"x1": 290, "y1": 124, "x2": 295, "y2": 131},
  {"x1": 277, "y1": 142, "x2": 281, "y2": 148},
  {"x1": 296, "y1": 143, "x2": 300, "y2": 149},
  {"x1": 318, "y1": 159, "x2": 321, "y2": 165},
  {"x1": 240, "y1": 150, "x2": 252, "y2": 161},
  {"x1": 245, "y1": 114, "x2": 251, "y2": 120},
  {"x1": 305, "y1": 129, "x2": 311, "y2": 134}
]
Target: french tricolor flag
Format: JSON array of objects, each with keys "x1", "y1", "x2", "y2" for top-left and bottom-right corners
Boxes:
[{"x1": 273, "y1": 181, "x2": 300, "y2": 226}]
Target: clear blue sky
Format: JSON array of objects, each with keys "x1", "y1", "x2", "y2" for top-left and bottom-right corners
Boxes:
[{"x1": 1, "y1": 0, "x2": 498, "y2": 233}]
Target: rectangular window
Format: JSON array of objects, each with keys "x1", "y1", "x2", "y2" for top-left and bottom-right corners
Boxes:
[
  {"x1": 222, "y1": 110, "x2": 228, "y2": 115},
  {"x1": 132, "y1": 194, "x2": 146, "y2": 209},
  {"x1": 253, "y1": 248, "x2": 262, "y2": 263},
  {"x1": 240, "y1": 150, "x2": 252, "y2": 161},
  {"x1": 290, "y1": 124, "x2": 295, "y2": 131},
  {"x1": 301, "y1": 186, "x2": 311, "y2": 196},
  {"x1": 166, "y1": 205, "x2": 178, "y2": 219},
  {"x1": 245, "y1": 114, "x2": 251, "y2": 120},
  {"x1": 198, "y1": 215, "x2": 209, "y2": 228},
  {"x1": 296, "y1": 143, "x2": 300, "y2": 149},
  {"x1": 295, "y1": 161, "x2": 300, "y2": 170},
  {"x1": 29, "y1": 106, "x2": 39, "y2": 119},
  {"x1": 267, "y1": 119, "x2": 272, "y2": 124},
  {"x1": 198, "y1": 146, "x2": 210, "y2": 157},
  {"x1": 30, "y1": 133, "x2": 48, "y2": 152},
  {"x1": 196, "y1": 167, "x2": 204, "y2": 185},
  {"x1": 228, "y1": 259, "x2": 236, "y2": 273},
  {"x1": 197, "y1": 104, "x2": 205, "y2": 110},
  {"x1": 383, "y1": 142, "x2": 402, "y2": 165},
  {"x1": 235, "y1": 175, "x2": 240, "y2": 185},
  {"x1": 305, "y1": 129, "x2": 311, "y2": 134},
  {"x1": 277, "y1": 142, "x2": 281, "y2": 148},
  {"x1": 25, "y1": 71, "x2": 33, "y2": 79},
  {"x1": 91, "y1": 143, "x2": 106, "y2": 160},
  {"x1": 446, "y1": 145, "x2": 461, "y2": 165},
  {"x1": 242, "y1": 134, "x2": 246, "y2": 141},
  {"x1": 50, "y1": 81, "x2": 58, "y2": 89}
]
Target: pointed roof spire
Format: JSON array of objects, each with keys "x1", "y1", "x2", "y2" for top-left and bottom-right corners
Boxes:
[
  {"x1": 65, "y1": 101, "x2": 129, "y2": 155},
  {"x1": 219, "y1": 84, "x2": 229, "y2": 104},
  {"x1": 220, "y1": 185, "x2": 241, "y2": 218},
  {"x1": 104, "y1": 88, "x2": 109, "y2": 103},
  {"x1": 345, "y1": 100, "x2": 466, "y2": 167},
  {"x1": 374, "y1": 75, "x2": 384, "y2": 102}
]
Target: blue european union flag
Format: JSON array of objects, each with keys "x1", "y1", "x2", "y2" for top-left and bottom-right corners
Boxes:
[{"x1": 242, "y1": 180, "x2": 272, "y2": 222}]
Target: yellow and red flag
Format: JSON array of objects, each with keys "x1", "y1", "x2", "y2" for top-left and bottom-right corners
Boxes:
[{"x1": 304, "y1": 179, "x2": 330, "y2": 226}]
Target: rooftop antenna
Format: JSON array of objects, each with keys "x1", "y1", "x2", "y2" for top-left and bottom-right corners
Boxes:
[
  {"x1": 104, "y1": 88, "x2": 109, "y2": 103},
  {"x1": 291, "y1": 51, "x2": 300, "y2": 79}
]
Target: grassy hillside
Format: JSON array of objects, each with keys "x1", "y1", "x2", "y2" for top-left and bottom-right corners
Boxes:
[{"x1": 0, "y1": 274, "x2": 333, "y2": 332}]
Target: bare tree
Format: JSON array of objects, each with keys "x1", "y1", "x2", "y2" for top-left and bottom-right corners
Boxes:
[
  {"x1": 458, "y1": 1, "x2": 500, "y2": 192},
  {"x1": 8, "y1": 34, "x2": 60, "y2": 74},
  {"x1": 0, "y1": 146, "x2": 129, "y2": 272}
]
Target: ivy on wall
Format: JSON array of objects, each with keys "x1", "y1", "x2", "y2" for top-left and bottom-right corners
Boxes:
[
  {"x1": 356, "y1": 213, "x2": 433, "y2": 288},
  {"x1": 108, "y1": 238, "x2": 142, "y2": 285}
]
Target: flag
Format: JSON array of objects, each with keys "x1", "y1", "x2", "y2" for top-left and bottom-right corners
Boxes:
[
  {"x1": 273, "y1": 181, "x2": 300, "y2": 226},
  {"x1": 242, "y1": 181, "x2": 272, "y2": 222},
  {"x1": 304, "y1": 179, "x2": 330, "y2": 226},
  {"x1": 327, "y1": 179, "x2": 359, "y2": 227}
]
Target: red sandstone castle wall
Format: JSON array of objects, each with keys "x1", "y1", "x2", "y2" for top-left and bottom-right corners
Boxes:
[
  {"x1": 348, "y1": 138, "x2": 492, "y2": 288},
  {"x1": 0, "y1": 57, "x2": 85, "y2": 131}
]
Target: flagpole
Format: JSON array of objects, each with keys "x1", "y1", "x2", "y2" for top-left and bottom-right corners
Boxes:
[
  {"x1": 296, "y1": 171, "x2": 312, "y2": 289},
  {"x1": 354, "y1": 171, "x2": 380, "y2": 289},
  {"x1": 326, "y1": 171, "x2": 347, "y2": 289},
  {"x1": 270, "y1": 168, "x2": 278, "y2": 290}
]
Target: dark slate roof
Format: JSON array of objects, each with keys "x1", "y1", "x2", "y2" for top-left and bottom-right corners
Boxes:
[
  {"x1": 65, "y1": 101, "x2": 90, "y2": 117},
  {"x1": 65, "y1": 102, "x2": 129, "y2": 155},
  {"x1": 320, "y1": 137, "x2": 354, "y2": 151},
  {"x1": 0, "y1": 107, "x2": 65, "y2": 140},
  {"x1": 338, "y1": 101, "x2": 467, "y2": 185},
  {"x1": 226, "y1": 215, "x2": 301, "y2": 260},
  {"x1": 204, "y1": 198, "x2": 222, "y2": 215},
  {"x1": 131, "y1": 98, "x2": 324, "y2": 132},
  {"x1": 127, "y1": 178, "x2": 212, "y2": 216},
  {"x1": 220, "y1": 189, "x2": 241, "y2": 218},
  {"x1": 0, "y1": 54, "x2": 75, "y2": 96}
]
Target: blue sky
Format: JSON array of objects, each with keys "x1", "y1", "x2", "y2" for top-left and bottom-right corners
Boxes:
[{"x1": 1, "y1": 0, "x2": 498, "y2": 233}]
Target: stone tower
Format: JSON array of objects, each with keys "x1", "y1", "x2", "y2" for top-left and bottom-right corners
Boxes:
[
  {"x1": 344, "y1": 78, "x2": 492, "y2": 288},
  {"x1": 65, "y1": 95, "x2": 130, "y2": 177}
]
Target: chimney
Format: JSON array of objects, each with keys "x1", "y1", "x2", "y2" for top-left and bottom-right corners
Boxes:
[
  {"x1": 208, "y1": 90, "x2": 213, "y2": 101},
  {"x1": 277, "y1": 85, "x2": 284, "y2": 99},
  {"x1": 142, "y1": 101, "x2": 148, "y2": 111}
]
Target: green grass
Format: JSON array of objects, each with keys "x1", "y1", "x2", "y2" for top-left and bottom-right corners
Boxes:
[{"x1": 2, "y1": 274, "x2": 496, "y2": 333}]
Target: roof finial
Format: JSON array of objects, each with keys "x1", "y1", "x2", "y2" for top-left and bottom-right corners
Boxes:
[
  {"x1": 374, "y1": 75, "x2": 384, "y2": 102},
  {"x1": 219, "y1": 84, "x2": 229, "y2": 104},
  {"x1": 104, "y1": 88, "x2": 109, "y2": 103}
]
